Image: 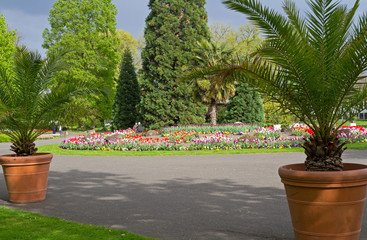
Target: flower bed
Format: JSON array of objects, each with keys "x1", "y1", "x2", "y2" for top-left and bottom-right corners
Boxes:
[
  {"x1": 161, "y1": 123, "x2": 258, "y2": 135},
  {"x1": 290, "y1": 124, "x2": 367, "y2": 143},
  {"x1": 59, "y1": 125, "x2": 367, "y2": 152},
  {"x1": 0, "y1": 130, "x2": 57, "y2": 142},
  {"x1": 34, "y1": 129, "x2": 53, "y2": 133},
  {"x1": 36, "y1": 129, "x2": 60, "y2": 140}
]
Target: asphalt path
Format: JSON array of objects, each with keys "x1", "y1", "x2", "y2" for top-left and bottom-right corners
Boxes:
[{"x1": 0, "y1": 140, "x2": 366, "y2": 240}]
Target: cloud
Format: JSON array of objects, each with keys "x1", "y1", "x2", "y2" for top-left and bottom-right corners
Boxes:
[
  {"x1": 0, "y1": 0, "x2": 55, "y2": 15},
  {"x1": 1, "y1": 9, "x2": 49, "y2": 55}
]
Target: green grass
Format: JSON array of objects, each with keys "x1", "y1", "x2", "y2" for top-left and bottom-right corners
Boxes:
[
  {"x1": 354, "y1": 120, "x2": 367, "y2": 126},
  {"x1": 346, "y1": 142, "x2": 367, "y2": 150},
  {"x1": 37, "y1": 142, "x2": 367, "y2": 156},
  {"x1": 38, "y1": 143, "x2": 305, "y2": 156},
  {"x1": 0, "y1": 134, "x2": 10, "y2": 143},
  {"x1": 337, "y1": 120, "x2": 367, "y2": 127},
  {"x1": 0, "y1": 206, "x2": 156, "y2": 240}
]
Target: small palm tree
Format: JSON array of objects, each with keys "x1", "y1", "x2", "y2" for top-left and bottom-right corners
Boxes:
[
  {"x1": 182, "y1": 39, "x2": 238, "y2": 125},
  {"x1": 0, "y1": 47, "x2": 92, "y2": 156}
]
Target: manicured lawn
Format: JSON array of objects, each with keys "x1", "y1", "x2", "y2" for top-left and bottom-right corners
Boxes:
[
  {"x1": 37, "y1": 142, "x2": 367, "y2": 156},
  {"x1": 339, "y1": 120, "x2": 367, "y2": 128},
  {"x1": 0, "y1": 134, "x2": 10, "y2": 143},
  {"x1": 0, "y1": 207, "x2": 156, "y2": 240},
  {"x1": 346, "y1": 142, "x2": 367, "y2": 150}
]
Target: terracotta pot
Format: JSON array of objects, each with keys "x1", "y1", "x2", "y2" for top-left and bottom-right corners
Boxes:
[
  {"x1": 279, "y1": 163, "x2": 367, "y2": 240},
  {"x1": 0, "y1": 153, "x2": 52, "y2": 203}
]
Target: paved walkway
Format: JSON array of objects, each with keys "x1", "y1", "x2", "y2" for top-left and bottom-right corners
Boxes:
[{"x1": 0, "y1": 140, "x2": 366, "y2": 240}]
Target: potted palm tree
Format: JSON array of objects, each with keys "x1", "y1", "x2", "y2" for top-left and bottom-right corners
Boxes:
[
  {"x1": 0, "y1": 47, "x2": 91, "y2": 203},
  {"x1": 183, "y1": 0, "x2": 367, "y2": 238},
  {"x1": 223, "y1": 0, "x2": 367, "y2": 239}
]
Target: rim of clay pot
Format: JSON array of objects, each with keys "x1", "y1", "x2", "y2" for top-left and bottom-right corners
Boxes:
[
  {"x1": 0, "y1": 152, "x2": 52, "y2": 157},
  {"x1": 0, "y1": 153, "x2": 53, "y2": 165},
  {"x1": 279, "y1": 163, "x2": 367, "y2": 184}
]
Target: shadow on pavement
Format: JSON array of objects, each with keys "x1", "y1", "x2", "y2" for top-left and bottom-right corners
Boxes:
[{"x1": 0, "y1": 169, "x2": 294, "y2": 240}]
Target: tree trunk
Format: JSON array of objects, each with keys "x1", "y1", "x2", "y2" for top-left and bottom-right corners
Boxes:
[
  {"x1": 209, "y1": 99, "x2": 217, "y2": 126},
  {"x1": 303, "y1": 135, "x2": 346, "y2": 171},
  {"x1": 91, "y1": 118, "x2": 97, "y2": 130}
]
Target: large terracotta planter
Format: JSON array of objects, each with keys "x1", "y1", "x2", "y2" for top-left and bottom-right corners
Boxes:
[
  {"x1": 279, "y1": 163, "x2": 367, "y2": 240},
  {"x1": 0, "y1": 153, "x2": 52, "y2": 203}
]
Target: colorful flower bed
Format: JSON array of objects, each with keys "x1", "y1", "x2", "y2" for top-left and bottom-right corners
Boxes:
[
  {"x1": 336, "y1": 126, "x2": 367, "y2": 143},
  {"x1": 161, "y1": 123, "x2": 258, "y2": 135},
  {"x1": 34, "y1": 129, "x2": 53, "y2": 133},
  {"x1": 35, "y1": 129, "x2": 60, "y2": 140},
  {"x1": 290, "y1": 124, "x2": 367, "y2": 143},
  {"x1": 59, "y1": 124, "x2": 367, "y2": 152}
]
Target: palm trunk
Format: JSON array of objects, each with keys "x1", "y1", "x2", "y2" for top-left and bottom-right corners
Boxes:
[
  {"x1": 209, "y1": 99, "x2": 217, "y2": 126},
  {"x1": 303, "y1": 135, "x2": 346, "y2": 171}
]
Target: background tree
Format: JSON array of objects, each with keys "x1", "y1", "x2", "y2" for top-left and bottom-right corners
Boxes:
[
  {"x1": 224, "y1": 82, "x2": 264, "y2": 124},
  {"x1": 262, "y1": 97, "x2": 298, "y2": 125},
  {"x1": 209, "y1": 22, "x2": 267, "y2": 124},
  {"x1": 42, "y1": 0, "x2": 119, "y2": 129},
  {"x1": 116, "y1": 29, "x2": 142, "y2": 70},
  {"x1": 0, "y1": 15, "x2": 16, "y2": 77},
  {"x1": 183, "y1": 39, "x2": 238, "y2": 125},
  {"x1": 210, "y1": 22, "x2": 261, "y2": 57},
  {"x1": 139, "y1": 0, "x2": 210, "y2": 129},
  {"x1": 111, "y1": 49, "x2": 140, "y2": 130}
]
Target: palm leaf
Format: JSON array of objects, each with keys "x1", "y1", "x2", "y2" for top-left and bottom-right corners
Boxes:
[
  {"x1": 0, "y1": 47, "x2": 96, "y2": 155},
  {"x1": 221, "y1": 0, "x2": 367, "y2": 170}
]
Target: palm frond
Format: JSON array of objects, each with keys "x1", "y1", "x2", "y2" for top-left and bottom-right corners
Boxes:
[
  {"x1": 0, "y1": 47, "x2": 95, "y2": 155},
  {"x1": 222, "y1": 0, "x2": 288, "y2": 40},
  {"x1": 283, "y1": 0, "x2": 307, "y2": 39}
]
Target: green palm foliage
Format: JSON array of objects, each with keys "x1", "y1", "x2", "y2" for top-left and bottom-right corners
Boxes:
[
  {"x1": 211, "y1": 0, "x2": 367, "y2": 171},
  {"x1": 0, "y1": 47, "x2": 92, "y2": 156},
  {"x1": 182, "y1": 39, "x2": 238, "y2": 125}
]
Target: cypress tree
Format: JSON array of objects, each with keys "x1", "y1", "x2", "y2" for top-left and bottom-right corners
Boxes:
[
  {"x1": 111, "y1": 49, "x2": 140, "y2": 130},
  {"x1": 139, "y1": 0, "x2": 210, "y2": 129},
  {"x1": 224, "y1": 83, "x2": 265, "y2": 125}
]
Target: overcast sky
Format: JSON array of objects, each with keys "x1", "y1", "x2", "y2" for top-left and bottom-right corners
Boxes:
[{"x1": 0, "y1": 0, "x2": 364, "y2": 56}]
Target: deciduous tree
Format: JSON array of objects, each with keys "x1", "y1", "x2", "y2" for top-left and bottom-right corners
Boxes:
[
  {"x1": 0, "y1": 15, "x2": 16, "y2": 77},
  {"x1": 209, "y1": 22, "x2": 261, "y2": 57},
  {"x1": 42, "y1": 0, "x2": 119, "y2": 128},
  {"x1": 116, "y1": 29, "x2": 142, "y2": 70}
]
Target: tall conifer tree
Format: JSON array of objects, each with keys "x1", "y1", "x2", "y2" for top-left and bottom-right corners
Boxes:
[
  {"x1": 139, "y1": 0, "x2": 210, "y2": 129},
  {"x1": 112, "y1": 49, "x2": 140, "y2": 130}
]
